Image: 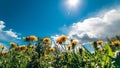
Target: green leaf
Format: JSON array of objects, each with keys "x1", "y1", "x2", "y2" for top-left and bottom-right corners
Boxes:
[
  {"x1": 20, "y1": 64, "x2": 23, "y2": 68},
  {"x1": 101, "y1": 61, "x2": 105, "y2": 68},
  {"x1": 105, "y1": 43, "x2": 114, "y2": 57},
  {"x1": 6, "y1": 64, "x2": 9, "y2": 68},
  {"x1": 83, "y1": 46, "x2": 93, "y2": 58}
]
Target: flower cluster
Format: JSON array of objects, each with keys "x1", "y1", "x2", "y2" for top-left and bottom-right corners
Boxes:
[{"x1": 0, "y1": 35, "x2": 120, "y2": 68}]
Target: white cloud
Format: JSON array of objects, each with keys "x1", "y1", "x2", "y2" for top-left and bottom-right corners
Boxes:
[
  {"x1": 51, "y1": 35, "x2": 60, "y2": 41},
  {"x1": 0, "y1": 21, "x2": 5, "y2": 30},
  {"x1": 0, "y1": 31, "x2": 7, "y2": 41},
  {"x1": 0, "y1": 21, "x2": 21, "y2": 42},
  {"x1": 69, "y1": 9, "x2": 120, "y2": 41},
  {"x1": 4, "y1": 29, "x2": 21, "y2": 39},
  {"x1": 61, "y1": 9, "x2": 120, "y2": 42}
]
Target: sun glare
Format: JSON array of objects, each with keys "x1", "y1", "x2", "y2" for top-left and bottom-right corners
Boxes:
[{"x1": 65, "y1": 0, "x2": 80, "y2": 9}]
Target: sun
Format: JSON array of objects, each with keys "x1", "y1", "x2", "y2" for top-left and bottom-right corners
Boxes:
[{"x1": 65, "y1": 0, "x2": 80, "y2": 9}]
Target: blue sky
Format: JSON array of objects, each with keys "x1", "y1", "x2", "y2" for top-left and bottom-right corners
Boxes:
[{"x1": 0, "y1": 0, "x2": 120, "y2": 46}]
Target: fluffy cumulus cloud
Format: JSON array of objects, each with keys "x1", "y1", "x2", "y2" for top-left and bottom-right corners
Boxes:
[
  {"x1": 67, "y1": 9, "x2": 120, "y2": 42},
  {"x1": 0, "y1": 21, "x2": 21, "y2": 42},
  {"x1": 4, "y1": 29, "x2": 21, "y2": 39}
]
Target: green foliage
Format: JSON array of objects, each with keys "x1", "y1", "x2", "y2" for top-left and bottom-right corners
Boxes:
[{"x1": 0, "y1": 36, "x2": 120, "y2": 68}]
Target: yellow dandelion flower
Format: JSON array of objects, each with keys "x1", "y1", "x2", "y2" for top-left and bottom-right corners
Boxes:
[
  {"x1": 97, "y1": 40, "x2": 103, "y2": 45},
  {"x1": 56, "y1": 38, "x2": 62, "y2": 44},
  {"x1": 49, "y1": 47, "x2": 55, "y2": 52},
  {"x1": 59, "y1": 35, "x2": 67, "y2": 43},
  {"x1": 18, "y1": 45, "x2": 27, "y2": 51},
  {"x1": 114, "y1": 40, "x2": 119, "y2": 44},
  {"x1": 72, "y1": 40, "x2": 79, "y2": 46},
  {"x1": 43, "y1": 37, "x2": 51, "y2": 44},
  {"x1": 10, "y1": 42, "x2": 17, "y2": 48},
  {"x1": 56, "y1": 35, "x2": 67, "y2": 44},
  {"x1": 1, "y1": 51, "x2": 8, "y2": 56},
  {"x1": 111, "y1": 40, "x2": 120, "y2": 47},
  {"x1": 29, "y1": 35, "x2": 38, "y2": 41}
]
